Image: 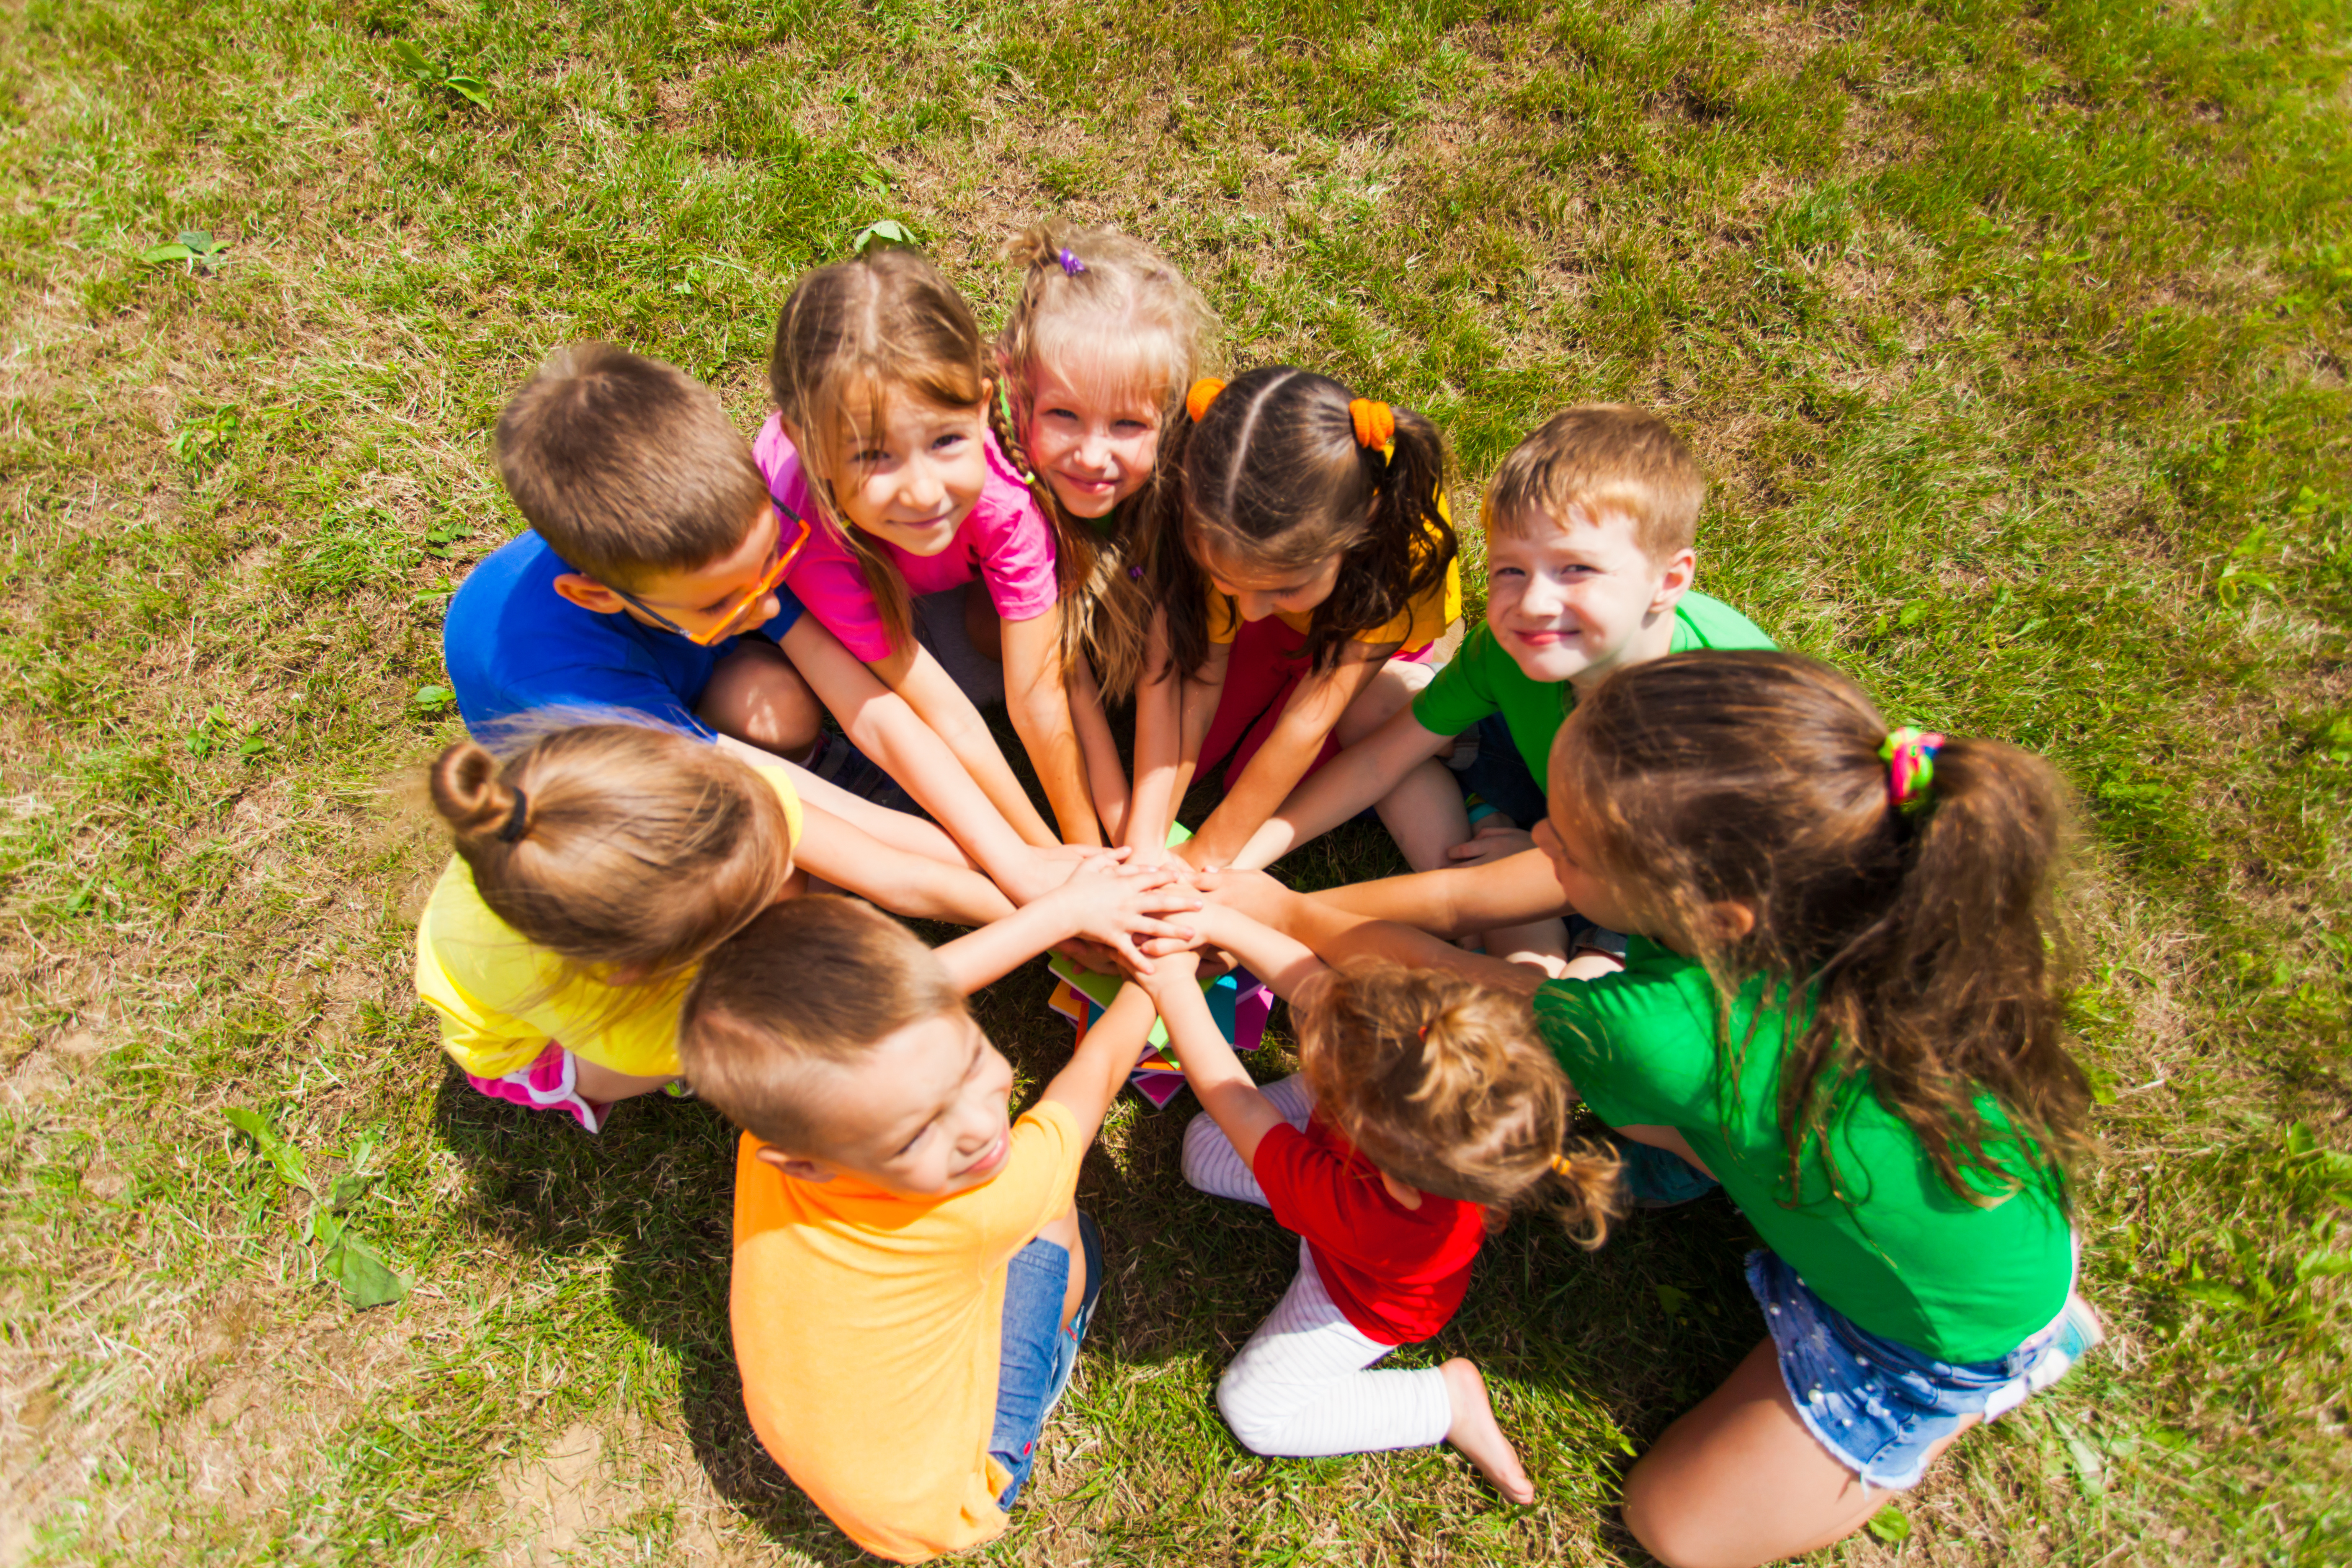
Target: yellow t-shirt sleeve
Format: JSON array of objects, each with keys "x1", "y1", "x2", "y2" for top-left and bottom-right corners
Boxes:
[
  {"x1": 752, "y1": 764, "x2": 805, "y2": 845},
  {"x1": 413, "y1": 856, "x2": 690, "y2": 1081},
  {"x1": 1204, "y1": 581, "x2": 1243, "y2": 645}
]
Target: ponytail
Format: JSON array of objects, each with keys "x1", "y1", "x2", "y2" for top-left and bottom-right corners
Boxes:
[
  {"x1": 1551, "y1": 652, "x2": 2092, "y2": 1207},
  {"x1": 427, "y1": 721, "x2": 796, "y2": 985}
]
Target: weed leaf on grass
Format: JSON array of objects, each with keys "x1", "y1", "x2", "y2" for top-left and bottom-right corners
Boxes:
[
  {"x1": 326, "y1": 1233, "x2": 409, "y2": 1311},
  {"x1": 1867, "y1": 1504, "x2": 1912, "y2": 1543},
  {"x1": 225, "y1": 1106, "x2": 312, "y2": 1194}
]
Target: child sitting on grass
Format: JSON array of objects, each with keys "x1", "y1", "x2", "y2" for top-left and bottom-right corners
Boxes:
[
  {"x1": 1137, "y1": 905, "x2": 1620, "y2": 1504},
  {"x1": 418, "y1": 721, "x2": 1191, "y2": 1131},
  {"x1": 761, "y1": 246, "x2": 1107, "y2": 849},
  {"x1": 1125, "y1": 367, "x2": 1462, "y2": 873},
  {"x1": 1229, "y1": 404, "x2": 1773, "y2": 973},
  {"x1": 990, "y1": 221, "x2": 1219, "y2": 841},
  {"x1": 680, "y1": 896, "x2": 1181, "y2": 1563},
  {"x1": 447, "y1": 341, "x2": 1075, "y2": 904}
]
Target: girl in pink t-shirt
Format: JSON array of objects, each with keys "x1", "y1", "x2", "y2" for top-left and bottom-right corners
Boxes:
[{"x1": 761, "y1": 246, "x2": 1104, "y2": 848}]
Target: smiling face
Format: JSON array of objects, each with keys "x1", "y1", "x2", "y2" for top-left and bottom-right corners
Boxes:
[
  {"x1": 1024, "y1": 356, "x2": 1165, "y2": 520},
  {"x1": 1197, "y1": 542, "x2": 1346, "y2": 626},
  {"x1": 1484, "y1": 504, "x2": 1695, "y2": 690},
  {"x1": 772, "y1": 1009, "x2": 1018, "y2": 1200},
  {"x1": 820, "y1": 390, "x2": 992, "y2": 559}
]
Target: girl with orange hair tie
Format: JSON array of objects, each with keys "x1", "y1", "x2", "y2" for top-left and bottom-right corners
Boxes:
[{"x1": 1126, "y1": 366, "x2": 1463, "y2": 872}]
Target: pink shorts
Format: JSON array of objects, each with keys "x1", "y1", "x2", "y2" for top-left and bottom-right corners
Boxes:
[
  {"x1": 462, "y1": 1041, "x2": 606, "y2": 1134},
  {"x1": 1199, "y1": 615, "x2": 1439, "y2": 787}
]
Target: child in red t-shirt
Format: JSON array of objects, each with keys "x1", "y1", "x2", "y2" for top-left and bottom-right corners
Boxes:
[{"x1": 1136, "y1": 904, "x2": 1621, "y2": 1503}]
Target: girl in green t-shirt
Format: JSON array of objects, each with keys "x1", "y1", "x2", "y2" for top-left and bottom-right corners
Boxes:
[{"x1": 1533, "y1": 650, "x2": 2102, "y2": 1566}]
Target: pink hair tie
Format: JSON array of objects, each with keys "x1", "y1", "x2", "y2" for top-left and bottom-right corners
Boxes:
[{"x1": 1880, "y1": 727, "x2": 1947, "y2": 808}]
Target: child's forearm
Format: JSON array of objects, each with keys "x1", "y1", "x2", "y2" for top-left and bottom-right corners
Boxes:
[
  {"x1": 1309, "y1": 847, "x2": 1572, "y2": 937},
  {"x1": 933, "y1": 897, "x2": 1078, "y2": 995},
  {"x1": 781, "y1": 620, "x2": 1048, "y2": 882},
  {"x1": 1040, "y1": 980, "x2": 1159, "y2": 1143},
  {"x1": 1210, "y1": 870, "x2": 1543, "y2": 996},
  {"x1": 883, "y1": 645, "x2": 1060, "y2": 848},
  {"x1": 791, "y1": 802, "x2": 1016, "y2": 926},
  {"x1": 1232, "y1": 705, "x2": 1452, "y2": 869},
  {"x1": 1145, "y1": 966, "x2": 1289, "y2": 1165},
  {"x1": 1003, "y1": 617, "x2": 1104, "y2": 846},
  {"x1": 1123, "y1": 624, "x2": 1188, "y2": 854},
  {"x1": 1187, "y1": 660, "x2": 1378, "y2": 868},
  {"x1": 1069, "y1": 660, "x2": 1132, "y2": 843}
]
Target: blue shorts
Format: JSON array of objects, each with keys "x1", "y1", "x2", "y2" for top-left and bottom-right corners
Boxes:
[
  {"x1": 1747, "y1": 1248, "x2": 2102, "y2": 1490},
  {"x1": 990, "y1": 1211, "x2": 1104, "y2": 1509},
  {"x1": 1451, "y1": 711, "x2": 1551, "y2": 830}
]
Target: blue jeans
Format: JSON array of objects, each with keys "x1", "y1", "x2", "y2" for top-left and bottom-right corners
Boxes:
[
  {"x1": 1747, "y1": 1248, "x2": 2101, "y2": 1489},
  {"x1": 989, "y1": 1211, "x2": 1104, "y2": 1509}
]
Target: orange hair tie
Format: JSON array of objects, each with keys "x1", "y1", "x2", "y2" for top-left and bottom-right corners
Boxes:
[
  {"x1": 1186, "y1": 377, "x2": 1228, "y2": 423},
  {"x1": 1549, "y1": 1153, "x2": 1578, "y2": 1178},
  {"x1": 1349, "y1": 397, "x2": 1395, "y2": 453}
]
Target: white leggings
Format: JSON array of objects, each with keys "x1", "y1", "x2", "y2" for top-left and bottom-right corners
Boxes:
[{"x1": 1182, "y1": 1076, "x2": 1455, "y2": 1458}]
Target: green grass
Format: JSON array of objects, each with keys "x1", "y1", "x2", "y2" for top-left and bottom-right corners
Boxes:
[{"x1": 3, "y1": 0, "x2": 2349, "y2": 1563}]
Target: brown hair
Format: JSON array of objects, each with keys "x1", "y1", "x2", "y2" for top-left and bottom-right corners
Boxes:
[
  {"x1": 1298, "y1": 962, "x2": 1621, "y2": 1246},
  {"x1": 768, "y1": 247, "x2": 990, "y2": 655},
  {"x1": 494, "y1": 342, "x2": 771, "y2": 590},
  {"x1": 1485, "y1": 405, "x2": 1706, "y2": 565},
  {"x1": 679, "y1": 895, "x2": 965, "y2": 1148},
  {"x1": 428, "y1": 721, "x2": 796, "y2": 985},
  {"x1": 1549, "y1": 651, "x2": 2090, "y2": 1205},
  {"x1": 993, "y1": 222, "x2": 1219, "y2": 698},
  {"x1": 1151, "y1": 366, "x2": 1459, "y2": 679}
]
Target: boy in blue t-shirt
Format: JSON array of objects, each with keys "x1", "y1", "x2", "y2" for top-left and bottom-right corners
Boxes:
[
  {"x1": 1227, "y1": 405, "x2": 1773, "y2": 972},
  {"x1": 447, "y1": 343, "x2": 1071, "y2": 901}
]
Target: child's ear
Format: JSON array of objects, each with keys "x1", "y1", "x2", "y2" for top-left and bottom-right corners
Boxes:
[
  {"x1": 1647, "y1": 547, "x2": 1697, "y2": 614},
  {"x1": 551, "y1": 573, "x2": 628, "y2": 616},
  {"x1": 752, "y1": 1144, "x2": 836, "y2": 1184},
  {"x1": 1700, "y1": 898, "x2": 1757, "y2": 943}
]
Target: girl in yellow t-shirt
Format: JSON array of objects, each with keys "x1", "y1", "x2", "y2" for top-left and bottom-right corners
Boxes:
[
  {"x1": 416, "y1": 720, "x2": 1027, "y2": 1132},
  {"x1": 1127, "y1": 367, "x2": 1462, "y2": 874}
]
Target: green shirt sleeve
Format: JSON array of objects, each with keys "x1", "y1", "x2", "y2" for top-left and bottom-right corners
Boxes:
[
  {"x1": 1411, "y1": 624, "x2": 1506, "y2": 738},
  {"x1": 1533, "y1": 942, "x2": 1723, "y2": 1129},
  {"x1": 1667, "y1": 590, "x2": 1776, "y2": 652}
]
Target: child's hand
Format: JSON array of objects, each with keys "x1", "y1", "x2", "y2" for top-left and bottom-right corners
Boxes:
[
  {"x1": 1045, "y1": 854, "x2": 1202, "y2": 975},
  {"x1": 1446, "y1": 821, "x2": 1535, "y2": 868},
  {"x1": 1001, "y1": 842, "x2": 1124, "y2": 905},
  {"x1": 1134, "y1": 944, "x2": 1203, "y2": 1001}
]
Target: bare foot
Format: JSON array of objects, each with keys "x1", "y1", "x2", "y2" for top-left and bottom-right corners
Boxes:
[{"x1": 1442, "y1": 1358, "x2": 1535, "y2": 1504}]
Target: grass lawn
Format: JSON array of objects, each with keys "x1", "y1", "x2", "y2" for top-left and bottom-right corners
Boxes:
[{"x1": 3, "y1": 0, "x2": 2349, "y2": 1562}]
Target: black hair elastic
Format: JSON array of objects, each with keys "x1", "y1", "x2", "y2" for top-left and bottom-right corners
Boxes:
[{"x1": 496, "y1": 787, "x2": 531, "y2": 843}]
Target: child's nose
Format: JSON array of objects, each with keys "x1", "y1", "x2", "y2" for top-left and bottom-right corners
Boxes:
[{"x1": 900, "y1": 457, "x2": 946, "y2": 511}]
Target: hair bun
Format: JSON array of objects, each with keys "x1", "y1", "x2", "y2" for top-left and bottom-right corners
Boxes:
[{"x1": 428, "y1": 740, "x2": 518, "y2": 841}]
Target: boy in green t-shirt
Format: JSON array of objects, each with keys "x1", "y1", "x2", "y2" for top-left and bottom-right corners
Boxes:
[{"x1": 1229, "y1": 406, "x2": 1772, "y2": 971}]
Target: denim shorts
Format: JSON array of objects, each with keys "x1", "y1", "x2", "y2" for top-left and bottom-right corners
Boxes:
[
  {"x1": 990, "y1": 1211, "x2": 1104, "y2": 1509},
  {"x1": 1747, "y1": 1248, "x2": 2102, "y2": 1490}
]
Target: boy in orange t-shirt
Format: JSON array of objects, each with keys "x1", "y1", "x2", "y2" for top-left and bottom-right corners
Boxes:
[{"x1": 678, "y1": 895, "x2": 1168, "y2": 1563}]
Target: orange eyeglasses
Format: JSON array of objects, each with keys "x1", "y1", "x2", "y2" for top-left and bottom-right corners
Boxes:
[{"x1": 615, "y1": 507, "x2": 813, "y2": 647}]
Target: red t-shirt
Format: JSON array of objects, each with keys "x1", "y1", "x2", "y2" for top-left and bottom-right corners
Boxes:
[{"x1": 1251, "y1": 1115, "x2": 1487, "y2": 1345}]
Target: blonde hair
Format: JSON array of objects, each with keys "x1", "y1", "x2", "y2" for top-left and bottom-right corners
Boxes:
[
  {"x1": 680, "y1": 895, "x2": 965, "y2": 1148},
  {"x1": 494, "y1": 342, "x2": 770, "y2": 590},
  {"x1": 1484, "y1": 405, "x2": 1706, "y2": 564},
  {"x1": 994, "y1": 222, "x2": 1219, "y2": 697},
  {"x1": 1298, "y1": 962, "x2": 1621, "y2": 1246},
  {"x1": 427, "y1": 722, "x2": 795, "y2": 986},
  {"x1": 768, "y1": 247, "x2": 990, "y2": 655}
]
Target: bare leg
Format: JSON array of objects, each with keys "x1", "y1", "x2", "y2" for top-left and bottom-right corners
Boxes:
[
  {"x1": 573, "y1": 1060, "x2": 678, "y2": 1104},
  {"x1": 1441, "y1": 1359, "x2": 1535, "y2": 1504},
  {"x1": 1620, "y1": 1338, "x2": 1975, "y2": 1568},
  {"x1": 696, "y1": 639, "x2": 824, "y2": 760}
]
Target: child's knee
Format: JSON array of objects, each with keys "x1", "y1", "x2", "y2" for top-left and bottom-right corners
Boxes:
[
  {"x1": 699, "y1": 647, "x2": 822, "y2": 756},
  {"x1": 1179, "y1": 1113, "x2": 1235, "y2": 1191},
  {"x1": 1618, "y1": 1458, "x2": 1723, "y2": 1568},
  {"x1": 1213, "y1": 1368, "x2": 1284, "y2": 1456}
]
